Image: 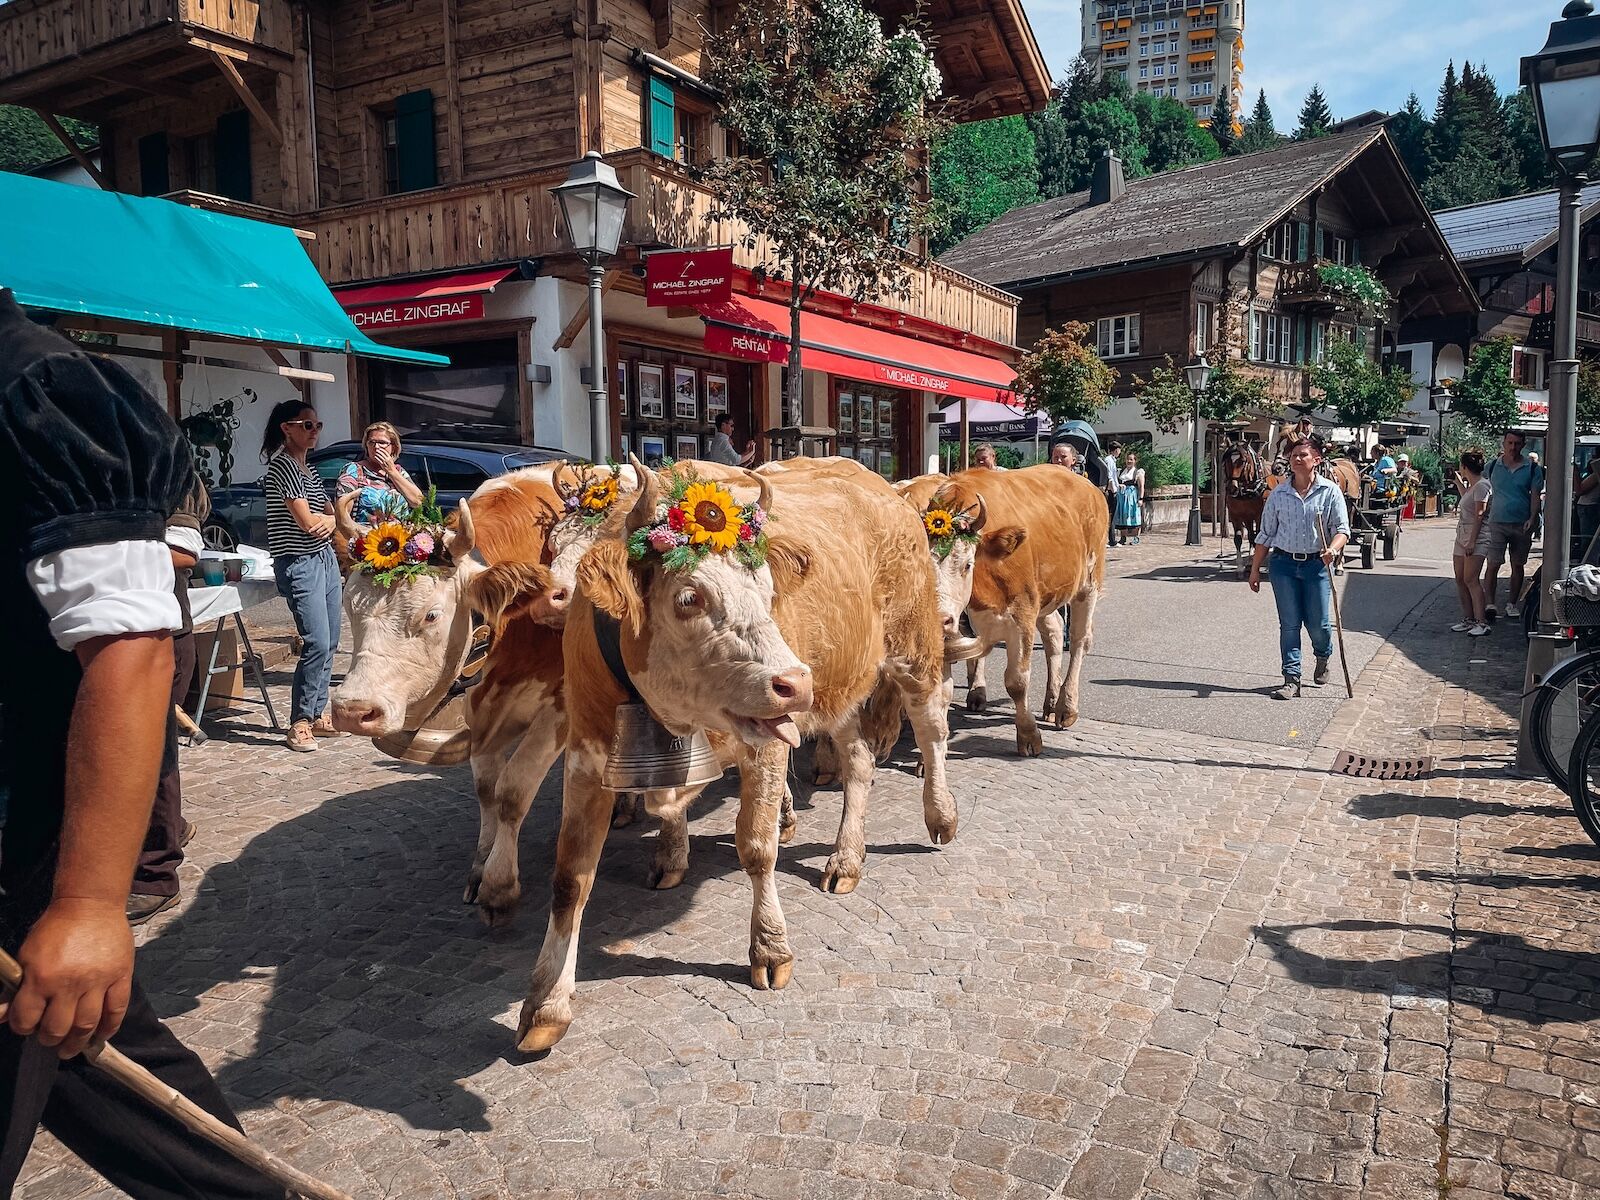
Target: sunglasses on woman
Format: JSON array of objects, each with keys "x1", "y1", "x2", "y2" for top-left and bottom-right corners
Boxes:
[{"x1": 288, "y1": 419, "x2": 324, "y2": 432}]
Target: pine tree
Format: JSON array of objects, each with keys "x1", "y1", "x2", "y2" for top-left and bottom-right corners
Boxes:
[
  {"x1": 1210, "y1": 88, "x2": 1237, "y2": 155},
  {"x1": 1431, "y1": 60, "x2": 1463, "y2": 161},
  {"x1": 1235, "y1": 88, "x2": 1281, "y2": 155},
  {"x1": 1387, "y1": 93, "x2": 1432, "y2": 188},
  {"x1": 1296, "y1": 85, "x2": 1334, "y2": 139}
]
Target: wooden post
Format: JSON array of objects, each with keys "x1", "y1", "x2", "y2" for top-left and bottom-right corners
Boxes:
[
  {"x1": 958, "y1": 396, "x2": 969, "y2": 472},
  {"x1": 32, "y1": 110, "x2": 108, "y2": 189}
]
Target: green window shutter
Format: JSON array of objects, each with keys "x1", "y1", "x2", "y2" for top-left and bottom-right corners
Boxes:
[
  {"x1": 214, "y1": 110, "x2": 252, "y2": 202},
  {"x1": 1296, "y1": 317, "x2": 1307, "y2": 363},
  {"x1": 648, "y1": 77, "x2": 676, "y2": 159},
  {"x1": 395, "y1": 89, "x2": 438, "y2": 192},
  {"x1": 1296, "y1": 221, "x2": 1310, "y2": 262},
  {"x1": 138, "y1": 132, "x2": 169, "y2": 196},
  {"x1": 1351, "y1": 239, "x2": 1361, "y2": 265}
]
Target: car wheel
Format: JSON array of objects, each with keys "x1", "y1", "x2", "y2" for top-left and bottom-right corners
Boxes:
[{"x1": 202, "y1": 521, "x2": 237, "y2": 552}]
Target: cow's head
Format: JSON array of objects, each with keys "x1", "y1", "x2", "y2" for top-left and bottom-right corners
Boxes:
[
  {"x1": 545, "y1": 462, "x2": 636, "y2": 627},
  {"x1": 579, "y1": 458, "x2": 813, "y2": 748},
  {"x1": 919, "y1": 491, "x2": 987, "y2": 655},
  {"x1": 331, "y1": 496, "x2": 561, "y2": 736}
]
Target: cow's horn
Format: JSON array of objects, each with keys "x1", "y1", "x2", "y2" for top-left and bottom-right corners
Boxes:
[
  {"x1": 446, "y1": 499, "x2": 476, "y2": 561},
  {"x1": 334, "y1": 491, "x2": 365, "y2": 545},
  {"x1": 551, "y1": 459, "x2": 577, "y2": 501},
  {"x1": 745, "y1": 469, "x2": 773, "y2": 520},
  {"x1": 967, "y1": 493, "x2": 988, "y2": 533},
  {"x1": 625, "y1": 453, "x2": 660, "y2": 535}
]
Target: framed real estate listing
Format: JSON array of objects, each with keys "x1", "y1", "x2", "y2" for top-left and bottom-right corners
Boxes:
[
  {"x1": 637, "y1": 364, "x2": 665, "y2": 419},
  {"x1": 858, "y1": 395, "x2": 874, "y2": 435},
  {"x1": 673, "y1": 366, "x2": 699, "y2": 420},
  {"x1": 617, "y1": 362, "x2": 628, "y2": 416},
  {"x1": 705, "y1": 373, "x2": 729, "y2": 420},
  {"x1": 878, "y1": 398, "x2": 894, "y2": 438},
  {"x1": 674, "y1": 434, "x2": 700, "y2": 461},
  {"x1": 640, "y1": 434, "x2": 667, "y2": 466},
  {"x1": 838, "y1": 392, "x2": 854, "y2": 433}
]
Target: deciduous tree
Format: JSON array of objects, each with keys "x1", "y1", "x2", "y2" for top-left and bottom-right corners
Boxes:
[
  {"x1": 704, "y1": 0, "x2": 945, "y2": 425},
  {"x1": 1013, "y1": 322, "x2": 1119, "y2": 425},
  {"x1": 931, "y1": 117, "x2": 1040, "y2": 253},
  {"x1": 1451, "y1": 337, "x2": 1521, "y2": 434},
  {"x1": 1311, "y1": 338, "x2": 1413, "y2": 430}
]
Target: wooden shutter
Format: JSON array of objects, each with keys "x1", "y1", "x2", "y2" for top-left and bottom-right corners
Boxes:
[
  {"x1": 1351, "y1": 240, "x2": 1361, "y2": 266},
  {"x1": 648, "y1": 77, "x2": 676, "y2": 159},
  {"x1": 1295, "y1": 317, "x2": 1307, "y2": 363},
  {"x1": 214, "y1": 110, "x2": 252, "y2": 202},
  {"x1": 1296, "y1": 222, "x2": 1310, "y2": 262},
  {"x1": 395, "y1": 89, "x2": 438, "y2": 192},
  {"x1": 138, "y1": 132, "x2": 169, "y2": 196}
]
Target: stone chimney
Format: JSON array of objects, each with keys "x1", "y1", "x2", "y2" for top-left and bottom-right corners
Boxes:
[{"x1": 1090, "y1": 148, "x2": 1126, "y2": 206}]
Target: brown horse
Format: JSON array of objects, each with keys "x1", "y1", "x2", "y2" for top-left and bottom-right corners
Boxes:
[{"x1": 1220, "y1": 442, "x2": 1270, "y2": 560}]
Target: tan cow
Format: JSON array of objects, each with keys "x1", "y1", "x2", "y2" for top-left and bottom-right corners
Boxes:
[
  {"x1": 902, "y1": 465, "x2": 1108, "y2": 756},
  {"x1": 331, "y1": 466, "x2": 573, "y2": 921},
  {"x1": 517, "y1": 457, "x2": 955, "y2": 1052}
]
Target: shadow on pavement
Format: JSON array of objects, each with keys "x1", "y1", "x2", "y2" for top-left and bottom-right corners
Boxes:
[
  {"x1": 1094, "y1": 677, "x2": 1284, "y2": 699},
  {"x1": 1396, "y1": 868, "x2": 1600, "y2": 892},
  {"x1": 1503, "y1": 843, "x2": 1600, "y2": 861},
  {"x1": 1253, "y1": 918, "x2": 1600, "y2": 1027},
  {"x1": 1346, "y1": 791, "x2": 1558, "y2": 822}
]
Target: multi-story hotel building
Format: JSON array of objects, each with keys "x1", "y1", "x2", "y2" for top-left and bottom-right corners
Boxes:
[{"x1": 1081, "y1": 0, "x2": 1245, "y2": 129}]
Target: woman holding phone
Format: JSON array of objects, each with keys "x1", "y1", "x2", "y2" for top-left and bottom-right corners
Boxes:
[{"x1": 336, "y1": 421, "x2": 423, "y2": 523}]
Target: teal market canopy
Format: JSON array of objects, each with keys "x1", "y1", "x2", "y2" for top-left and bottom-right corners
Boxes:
[{"x1": 0, "y1": 172, "x2": 446, "y2": 365}]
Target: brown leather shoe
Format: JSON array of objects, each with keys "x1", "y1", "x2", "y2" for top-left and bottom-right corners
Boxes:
[
  {"x1": 286, "y1": 719, "x2": 318, "y2": 752},
  {"x1": 311, "y1": 714, "x2": 348, "y2": 738}
]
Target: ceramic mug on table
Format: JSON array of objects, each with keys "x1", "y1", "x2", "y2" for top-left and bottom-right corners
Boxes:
[
  {"x1": 222, "y1": 557, "x2": 244, "y2": 582},
  {"x1": 198, "y1": 559, "x2": 226, "y2": 586}
]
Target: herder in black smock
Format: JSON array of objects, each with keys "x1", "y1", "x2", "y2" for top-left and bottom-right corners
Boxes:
[{"x1": 0, "y1": 291, "x2": 280, "y2": 1198}]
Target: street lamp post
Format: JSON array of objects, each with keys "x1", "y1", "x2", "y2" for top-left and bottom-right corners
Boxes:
[
  {"x1": 1184, "y1": 354, "x2": 1214, "y2": 546},
  {"x1": 1516, "y1": 0, "x2": 1600, "y2": 772},
  {"x1": 553, "y1": 151, "x2": 635, "y2": 463},
  {"x1": 1430, "y1": 384, "x2": 1453, "y2": 453}
]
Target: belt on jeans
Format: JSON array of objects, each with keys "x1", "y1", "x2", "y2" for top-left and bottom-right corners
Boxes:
[{"x1": 1271, "y1": 549, "x2": 1317, "y2": 562}]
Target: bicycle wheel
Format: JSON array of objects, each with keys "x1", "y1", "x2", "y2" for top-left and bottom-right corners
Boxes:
[
  {"x1": 1532, "y1": 649, "x2": 1600, "y2": 790},
  {"x1": 1564, "y1": 707, "x2": 1600, "y2": 848}
]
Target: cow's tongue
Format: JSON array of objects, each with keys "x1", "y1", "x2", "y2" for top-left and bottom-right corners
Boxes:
[{"x1": 759, "y1": 715, "x2": 802, "y2": 748}]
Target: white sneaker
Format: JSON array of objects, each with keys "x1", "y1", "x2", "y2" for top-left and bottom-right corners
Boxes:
[
  {"x1": 1469, "y1": 623, "x2": 1490, "y2": 637},
  {"x1": 1507, "y1": 602, "x2": 1522, "y2": 618},
  {"x1": 1451, "y1": 621, "x2": 1473, "y2": 632}
]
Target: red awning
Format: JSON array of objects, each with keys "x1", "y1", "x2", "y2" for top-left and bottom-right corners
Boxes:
[
  {"x1": 699, "y1": 295, "x2": 1014, "y2": 403},
  {"x1": 333, "y1": 266, "x2": 515, "y2": 308}
]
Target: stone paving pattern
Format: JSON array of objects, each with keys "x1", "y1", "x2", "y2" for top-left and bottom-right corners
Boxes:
[{"x1": 17, "y1": 529, "x2": 1600, "y2": 1199}]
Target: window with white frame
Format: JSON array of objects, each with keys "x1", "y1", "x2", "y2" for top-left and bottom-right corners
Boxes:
[
  {"x1": 1096, "y1": 314, "x2": 1142, "y2": 359},
  {"x1": 1312, "y1": 321, "x2": 1326, "y2": 364},
  {"x1": 1265, "y1": 313, "x2": 1278, "y2": 363},
  {"x1": 1140, "y1": 43, "x2": 1149, "y2": 55},
  {"x1": 1139, "y1": 66, "x2": 1149, "y2": 78},
  {"x1": 1513, "y1": 346, "x2": 1545, "y2": 389},
  {"x1": 1154, "y1": 63, "x2": 1165, "y2": 75},
  {"x1": 1249, "y1": 310, "x2": 1263, "y2": 361},
  {"x1": 1155, "y1": 17, "x2": 1166, "y2": 29},
  {"x1": 1139, "y1": 20, "x2": 1149, "y2": 31},
  {"x1": 1278, "y1": 315, "x2": 1294, "y2": 365},
  {"x1": 1196, "y1": 301, "x2": 1214, "y2": 354}
]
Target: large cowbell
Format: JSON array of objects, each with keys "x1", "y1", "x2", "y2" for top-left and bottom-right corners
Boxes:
[{"x1": 601, "y1": 702, "x2": 724, "y2": 792}]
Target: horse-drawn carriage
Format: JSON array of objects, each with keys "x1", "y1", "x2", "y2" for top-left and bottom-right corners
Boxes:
[{"x1": 1345, "y1": 473, "x2": 1404, "y2": 570}]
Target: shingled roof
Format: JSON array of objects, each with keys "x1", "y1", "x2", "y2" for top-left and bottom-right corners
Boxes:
[
  {"x1": 942, "y1": 128, "x2": 1389, "y2": 290},
  {"x1": 1433, "y1": 182, "x2": 1600, "y2": 265}
]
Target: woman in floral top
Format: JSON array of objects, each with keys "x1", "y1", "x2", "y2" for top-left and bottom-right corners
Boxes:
[{"x1": 336, "y1": 421, "x2": 423, "y2": 522}]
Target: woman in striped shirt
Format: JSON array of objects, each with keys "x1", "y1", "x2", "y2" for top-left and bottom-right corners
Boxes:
[{"x1": 260, "y1": 399, "x2": 343, "y2": 752}]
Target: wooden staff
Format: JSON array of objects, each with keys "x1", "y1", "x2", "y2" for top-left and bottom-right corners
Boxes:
[
  {"x1": 0, "y1": 949, "x2": 353, "y2": 1200},
  {"x1": 1317, "y1": 514, "x2": 1355, "y2": 698},
  {"x1": 174, "y1": 704, "x2": 207, "y2": 746}
]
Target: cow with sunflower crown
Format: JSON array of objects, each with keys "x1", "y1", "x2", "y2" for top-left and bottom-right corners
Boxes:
[{"x1": 515, "y1": 453, "x2": 957, "y2": 1054}]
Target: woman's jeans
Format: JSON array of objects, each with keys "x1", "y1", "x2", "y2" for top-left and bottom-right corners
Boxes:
[
  {"x1": 1267, "y1": 551, "x2": 1333, "y2": 681},
  {"x1": 273, "y1": 545, "x2": 342, "y2": 725}
]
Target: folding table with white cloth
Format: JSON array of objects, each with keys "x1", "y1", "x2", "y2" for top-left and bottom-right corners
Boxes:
[{"x1": 189, "y1": 547, "x2": 282, "y2": 732}]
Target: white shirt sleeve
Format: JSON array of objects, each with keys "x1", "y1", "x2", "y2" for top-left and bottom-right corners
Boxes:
[
  {"x1": 26, "y1": 540, "x2": 182, "y2": 651},
  {"x1": 165, "y1": 524, "x2": 205, "y2": 556}
]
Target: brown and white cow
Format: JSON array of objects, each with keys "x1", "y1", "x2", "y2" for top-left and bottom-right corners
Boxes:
[
  {"x1": 331, "y1": 466, "x2": 573, "y2": 921},
  {"x1": 517, "y1": 456, "x2": 956, "y2": 1052},
  {"x1": 902, "y1": 465, "x2": 1108, "y2": 756}
]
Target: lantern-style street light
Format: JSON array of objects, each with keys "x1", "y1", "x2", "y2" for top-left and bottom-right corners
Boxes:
[
  {"x1": 1430, "y1": 383, "x2": 1453, "y2": 453},
  {"x1": 1184, "y1": 354, "x2": 1213, "y2": 546},
  {"x1": 1517, "y1": 0, "x2": 1600, "y2": 772},
  {"x1": 553, "y1": 152, "x2": 635, "y2": 462}
]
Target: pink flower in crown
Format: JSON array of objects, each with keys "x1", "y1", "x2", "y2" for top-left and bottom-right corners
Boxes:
[
  {"x1": 648, "y1": 526, "x2": 678, "y2": 553},
  {"x1": 748, "y1": 506, "x2": 767, "y2": 531},
  {"x1": 403, "y1": 532, "x2": 435, "y2": 562}
]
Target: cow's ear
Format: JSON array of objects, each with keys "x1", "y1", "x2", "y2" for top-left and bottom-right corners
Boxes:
[
  {"x1": 577, "y1": 539, "x2": 644, "y2": 633},
  {"x1": 466, "y1": 561, "x2": 553, "y2": 630},
  {"x1": 987, "y1": 526, "x2": 1027, "y2": 557}
]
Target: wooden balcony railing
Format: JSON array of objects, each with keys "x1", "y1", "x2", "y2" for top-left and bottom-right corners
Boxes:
[
  {"x1": 0, "y1": 0, "x2": 293, "y2": 105},
  {"x1": 300, "y1": 150, "x2": 1020, "y2": 347}
]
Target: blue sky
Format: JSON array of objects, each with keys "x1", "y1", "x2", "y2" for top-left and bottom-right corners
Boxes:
[{"x1": 1026, "y1": 1, "x2": 1557, "y2": 123}]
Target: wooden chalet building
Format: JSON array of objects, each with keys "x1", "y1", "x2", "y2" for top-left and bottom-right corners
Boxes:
[
  {"x1": 941, "y1": 127, "x2": 1478, "y2": 453},
  {"x1": 1398, "y1": 184, "x2": 1600, "y2": 440},
  {"x1": 0, "y1": 0, "x2": 1049, "y2": 478}
]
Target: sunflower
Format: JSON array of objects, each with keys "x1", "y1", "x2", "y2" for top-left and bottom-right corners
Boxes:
[
  {"x1": 923, "y1": 509, "x2": 956, "y2": 539},
  {"x1": 680, "y1": 481, "x2": 742, "y2": 553},
  {"x1": 581, "y1": 476, "x2": 618, "y2": 512},
  {"x1": 360, "y1": 521, "x2": 409, "y2": 570}
]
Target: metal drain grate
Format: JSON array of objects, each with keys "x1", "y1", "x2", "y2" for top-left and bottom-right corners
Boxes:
[{"x1": 1331, "y1": 751, "x2": 1434, "y2": 781}]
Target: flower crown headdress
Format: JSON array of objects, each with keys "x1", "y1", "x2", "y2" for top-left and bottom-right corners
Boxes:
[
  {"x1": 922, "y1": 492, "x2": 986, "y2": 560},
  {"x1": 339, "y1": 486, "x2": 457, "y2": 587},
  {"x1": 623, "y1": 457, "x2": 770, "y2": 573},
  {"x1": 554, "y1": 461, "x2": 624, "y2": 529}
]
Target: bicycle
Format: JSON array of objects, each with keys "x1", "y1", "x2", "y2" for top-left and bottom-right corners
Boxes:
[{"x1": 1564, "y1": 703, "x2": 1600, "y2": 847}]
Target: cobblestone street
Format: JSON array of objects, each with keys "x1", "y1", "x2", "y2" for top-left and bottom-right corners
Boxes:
[{"x1": 18, "y1": 523, "x2": 1600, "y2": 1200}]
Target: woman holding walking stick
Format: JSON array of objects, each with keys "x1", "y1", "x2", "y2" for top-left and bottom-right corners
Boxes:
[{"x1": 1247, "y1": 435, "x2": 1350, "y2": 700}]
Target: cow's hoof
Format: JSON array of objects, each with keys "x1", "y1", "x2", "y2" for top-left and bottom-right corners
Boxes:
[
  {"x1": 649, "y1": 864, "x2": 686, "y2": 890},
  {"x1": 926, "y1": 815, "x2": 958, "y2": 845},
  {"x1": 611, "y1": 795, "x2": 639, "y2": 829},
  {"x1": 1017, "y1": 729, "x2": 1043, "y2": 757},
  {"x1": 516, "y1": 1002, "x2": 572, "y2": 1054},
  {"x1": 820, "y1": 854, "x2": 862, "y2": 894},
  {"x1": 750, "y1": 954, "x2": 794, "y2": 990},
  {"x1": 1057, "y1": 709, "x2": 1079, "y2": 730},
  {"x1": 475, "y1": 877, "x2": 520, "y2": 926},
  {"x1": 914, "y1": 758, "x2": 926, "y2": 779},
  {"x1": 967, "y1": 687, "x2": 988, "y2": 713},
  {"x1": 812, "y1": 770, "x2": 837, "y2": 788},
  {"x1": 778, "y1": 820, "x2": 797, "y2": 845},
  {"x1": 462, "y1": 873, "x2": 481, "y2": 904}
]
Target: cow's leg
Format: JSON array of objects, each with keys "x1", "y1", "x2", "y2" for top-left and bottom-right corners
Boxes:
[
  {"x1": 472, "y1": 718, "x2": 566, "y2": 924},
  {"x1": 643, "y1": 785, "x2": 705, "y2": 890},
  {"x1": 1003, "y1": 611, "x2": 1043, "y2": 757},
  {"x1": 1051, "y1": 585, "x2": 1100, "y2": 730},
  {"x1": 517, "y1": 750, "x2": 611, "y2": 1053},
  {"x1": 733, "y1": 739, "x2": 794, "y2": 988},
  {"x1": 820, "y1": 716, "x2": 874, "y2": 895},
  {"x1": 779, "y1": 782, "x2": 797, "y2": 845},
  {"x1": 813, "y1": 733, "x2": 839, "y2": 787},
  {"x1": 966, "y1": 610, "x2": 1007, "y2": 712},
  {"x1": 464, "y1": 747, "x2": 508, "y2": 907},
  {"x1": 895, "y1": 670, "x2": 957, "y2": 846},
  {"x1": 1037, "y1": 607, "x2": 1066, "y2": 723},
  {"x1": 612, "y1": 792, "x2": 642, "y2": 828}
]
